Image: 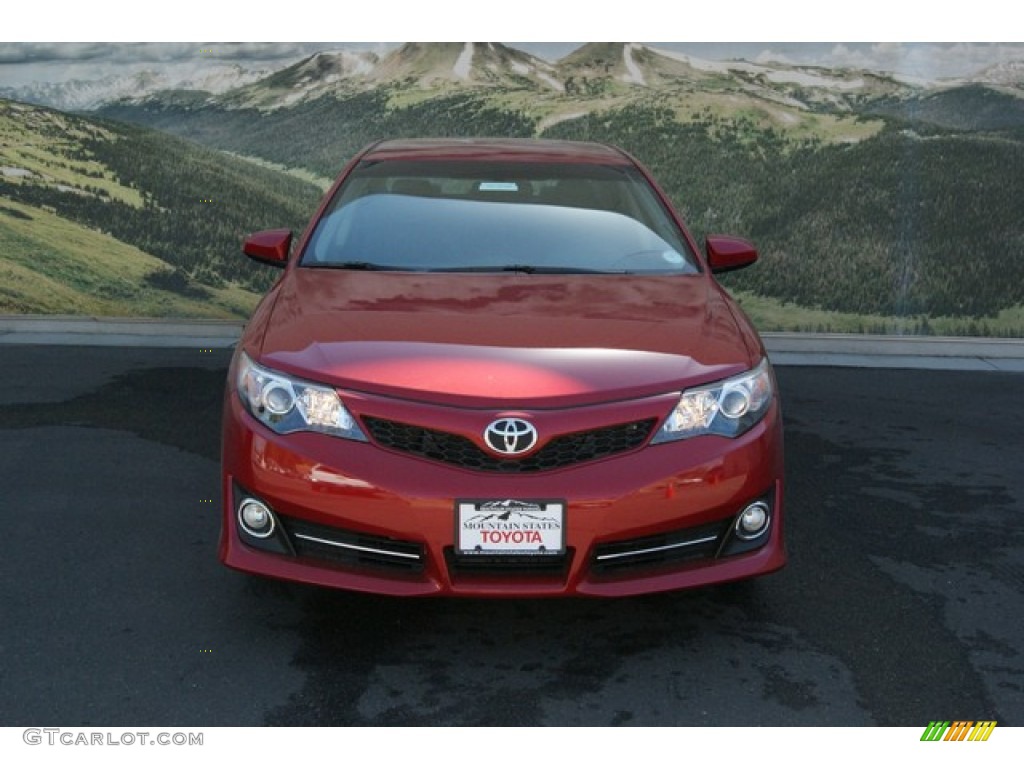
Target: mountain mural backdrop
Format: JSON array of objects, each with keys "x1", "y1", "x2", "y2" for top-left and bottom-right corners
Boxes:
[{"x1": 3, "y1": 42, "x2": 1023, "y2": 335}]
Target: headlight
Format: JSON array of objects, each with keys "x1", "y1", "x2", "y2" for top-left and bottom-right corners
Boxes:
[
  {"x1": 652, "y1": 358, "x2": 774, "y2": 443},
  {"x1": 236, "y1": 351, "x2": 367, "y2": 441}
]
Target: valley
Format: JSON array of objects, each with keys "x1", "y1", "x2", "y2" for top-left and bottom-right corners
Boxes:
[{"x1": 3, "y1": 42, "x2": 1023, "y2": 333}]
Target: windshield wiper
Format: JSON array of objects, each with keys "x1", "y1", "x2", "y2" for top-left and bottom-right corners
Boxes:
[
  {"x1": 430, "y1": 264, "x2": 625, "y2": 274},
  {"x1": 309, "y1": 262, "x2": 628, "y2": 274},
  {"x1": 310, "y1": 261, "x2": 402, "y2": 271}
]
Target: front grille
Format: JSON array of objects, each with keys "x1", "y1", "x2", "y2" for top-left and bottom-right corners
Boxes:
[
  {"x1": 280, "y1": 515, "x2": 425, "y2": 573},
  {"x1": 445, "y1": 547, "x2": 574, "y2": 578},
  {"x1": 362, "y1": 417, "x2": 656, "y2": 473},
  {"x1": 590, "y1": 520, "x2": 729, "y2": 575}
]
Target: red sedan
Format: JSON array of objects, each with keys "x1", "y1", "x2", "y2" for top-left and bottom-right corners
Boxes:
[{"x1": 220, "y1": 138, "x2": 785, "y2": 597}]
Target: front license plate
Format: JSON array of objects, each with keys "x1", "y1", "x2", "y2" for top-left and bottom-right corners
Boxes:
[{"x1": 457, "y1": 499, "x2": 565, "y2": 556}]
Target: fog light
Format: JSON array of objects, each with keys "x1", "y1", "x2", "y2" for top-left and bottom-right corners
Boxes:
[
  {"x1": 735, "y1": 501, "x2": 770, "y2": 540},
  {"x1": 238, "y1": 498, "x2": 276, "y2": 538}
]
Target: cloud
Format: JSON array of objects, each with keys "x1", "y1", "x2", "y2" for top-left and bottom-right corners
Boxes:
[
  {"x1": 0, "y1": 42, "x2": 346, "y2": 66},
  {"x1": 0, "y1": 43, "x2": 393, "y2": 90},
  {"x1": 0, "y1": 43, "x2": 118, "y2": 64},
  {"x1": 751, "y1": 42, "x2": 1024, "y2": 80},
  {"x1": 834, "y1": 43, "x2": 1024, "y2": 79}
]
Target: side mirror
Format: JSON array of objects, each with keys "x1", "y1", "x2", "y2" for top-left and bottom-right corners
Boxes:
[
  {"x1": 706, "y1": 235, "x2": 758, "y2": 274},
  {"x1": 243, "y1": 229, "x2": 293, "y2": 268}
]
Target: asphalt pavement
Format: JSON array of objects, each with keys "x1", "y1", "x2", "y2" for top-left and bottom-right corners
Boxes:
[
  {"x1": 0, "y1": 344, "x2": 1021, "y2": 726},
  {"x1": 3, "y1": 315, "x2": 1024, "y2": 371}
]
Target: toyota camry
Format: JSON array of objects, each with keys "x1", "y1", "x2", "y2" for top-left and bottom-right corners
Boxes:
[{"x1": 220, "y1": 138, "x2": 785, "y2": 597}]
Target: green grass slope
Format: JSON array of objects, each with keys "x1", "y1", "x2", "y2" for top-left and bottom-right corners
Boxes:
[
  {"x1": 0, "y1": 199, "x2": 258, "y2": 317},
  {"x1": 1, "y1": 98, "x2": 323, "y2": 314}
]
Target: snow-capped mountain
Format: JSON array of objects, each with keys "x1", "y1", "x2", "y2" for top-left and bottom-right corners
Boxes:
[
  {"x1": 9, "y1": 43, "x2": 1022, "y2": 115},
  {"x1": 0, "y1": 63, "x2": 275, "y2": 111},
  {"x1": 220, "y1": 43, "x2": 563, "y2": 109},
  {"x1": 138, "y1": 41, "x2": 917, "y2": 116},
  {"x1": 973, "y1": 60, "x2": 1024, "y2": 91},
  {"x1": 551, "y1": 42, "x2": 918, "y2": 110},
  {"x1": 557, "y1": 42, "x2": 702, "y2": 86},
  {"x1": 221, "y1": 50, "x2": 380, "y2": 108},
  {"x1": 368, "y1": 42, "x2": 563, "y2": 91}
]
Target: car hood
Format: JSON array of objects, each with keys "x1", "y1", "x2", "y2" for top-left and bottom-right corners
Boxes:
[{"x1": 255, "y1": 269, "x2": 756, "y2": 408}]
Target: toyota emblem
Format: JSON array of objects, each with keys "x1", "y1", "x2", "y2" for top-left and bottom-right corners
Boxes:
[{"x1": 484, "y1": 418, "x2": 538, "y2": 456}]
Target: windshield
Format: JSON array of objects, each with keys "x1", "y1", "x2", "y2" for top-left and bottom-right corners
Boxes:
[{"x1": 301, "y1": 160, "x2": 700, "y2": 274}]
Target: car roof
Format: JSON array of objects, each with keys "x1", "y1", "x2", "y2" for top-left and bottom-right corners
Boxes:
[{"x1": 361, "y1": 138, "x2": 635, "y2": 166}]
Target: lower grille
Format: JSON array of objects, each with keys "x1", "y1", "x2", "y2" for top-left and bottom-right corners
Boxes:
[
  {"x1": 363, "y1": 417, "x2": 656, "y2": 473},
  {"x1": 590, "y1": 521, "x2": 728, "y2": 575},
  {"x1": 445, "y1": 547, "x2": 574, "y2": 578},
  {"x1": 280, "y1": 515, "x2": 425, "y2": 573}
]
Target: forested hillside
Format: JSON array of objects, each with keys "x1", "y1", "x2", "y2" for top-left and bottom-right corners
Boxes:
[
  {"x1": 544, "y1": 105, "x2": 1024, "y2": 318},
  {"x1": 100, "y1": 90, "x2": 538, "y2": 178},
  {"x1": 865, "y1": 85, "x2": 1024, "y2": 132},
  {"x1": 1, "y1": 100, "x2": 323, "y2": 313}
]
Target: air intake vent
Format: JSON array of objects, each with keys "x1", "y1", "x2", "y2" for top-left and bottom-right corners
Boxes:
[
  {"x1": 280, "y1": 515, "x2": 425, "y2": 573},
  {"x1": 591, "y1": 521, "x2": 728, "y2": 574},
  {"x1": 363, "y1": 418, "x2": 655, "y2": 473}
]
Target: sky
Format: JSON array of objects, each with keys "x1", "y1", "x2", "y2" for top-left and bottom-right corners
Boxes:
[{"x1": 2, "y1": 2, "x2": 1020, "y2": 88}]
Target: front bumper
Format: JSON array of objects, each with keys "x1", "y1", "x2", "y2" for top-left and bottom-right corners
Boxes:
[{"x1": 220, "y1": 390, "x2": 785, "y2": 597}]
